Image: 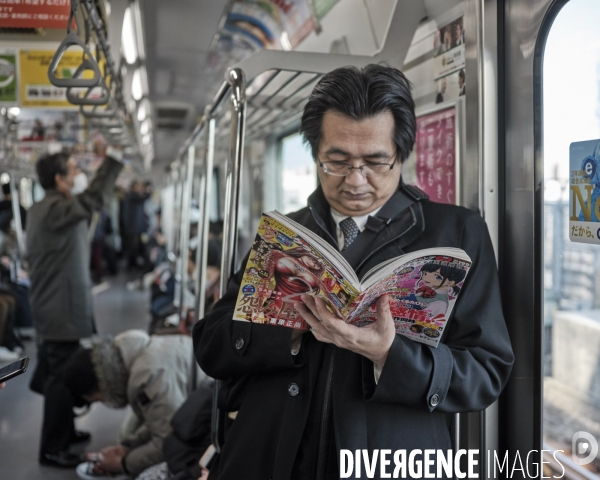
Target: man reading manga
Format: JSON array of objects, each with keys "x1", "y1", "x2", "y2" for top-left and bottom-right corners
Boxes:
[{"x1": 193, "y1": 64, "x2": 514, "y2": 480}]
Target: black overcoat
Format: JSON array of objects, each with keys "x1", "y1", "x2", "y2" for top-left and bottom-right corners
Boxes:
[{"x1": 193, "y1": 184, "x2": 514, "y2": 480}]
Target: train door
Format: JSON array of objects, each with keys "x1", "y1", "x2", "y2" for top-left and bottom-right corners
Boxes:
[{"x1": 504, "y1": 0, "x2": 600, "y2": 478}]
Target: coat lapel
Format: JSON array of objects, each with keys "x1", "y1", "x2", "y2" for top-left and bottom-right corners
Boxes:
[{"x1": 307, "y1": 183, "x2": 427, "y2": 274}]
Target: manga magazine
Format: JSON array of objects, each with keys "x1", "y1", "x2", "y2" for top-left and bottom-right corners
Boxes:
[{"x1": 233, "y1": 211, "x2": 472, "y2": 347}]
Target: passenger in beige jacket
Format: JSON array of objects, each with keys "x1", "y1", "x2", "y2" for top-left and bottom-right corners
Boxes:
[{"x1": 63, "y1": 329, "x2": 208, "y2": 477}]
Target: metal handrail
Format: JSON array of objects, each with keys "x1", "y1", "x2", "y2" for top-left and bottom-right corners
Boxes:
[
  {"x1": 177, "y1": 145, "x2": 196, "y2": 316},
  {"x1": 218, "y1": 68, "x2": 246, "y2": 294},
  {"x1": 194, "y1": 112, "x2": 216, "y2": 321},
  {"x1": 211, "y1": 68, "x2": 247, "y2": 454},
  {"x1": 9, "y1": 176, "x2": 24, "y2": 261}
]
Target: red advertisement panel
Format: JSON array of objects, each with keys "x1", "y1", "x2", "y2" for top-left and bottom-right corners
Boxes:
[
  {"x1": 0, "y1": 0, "x2": 70, "y2": 30},
  {"x1": 415, "y1": 106, "x2": 457, "y2": 205}
]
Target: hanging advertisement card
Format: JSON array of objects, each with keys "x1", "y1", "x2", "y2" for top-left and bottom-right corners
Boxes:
[
  {"x1": 272, "y1": 0, "x2": 315, "y2": 48},
  {"x1": 415, "y1": 103, "x2": 462, "y2": 205},
  {"x1": 0, "y1": 49, "x2": 17, "y2": 103},
  {"x1": 433, "y1": 17, "x2": 465, "y2": 104},
  {"x1": 569, "y1": 139, "x2": 600, "y2": 244},
  {"x1": 0, "y1": 0, "x2": 70, "y2": 29}
]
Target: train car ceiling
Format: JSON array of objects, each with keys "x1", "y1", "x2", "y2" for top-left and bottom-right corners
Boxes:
[{"x1": 0, "y1": 0, "x2": 467, "y2": 178}]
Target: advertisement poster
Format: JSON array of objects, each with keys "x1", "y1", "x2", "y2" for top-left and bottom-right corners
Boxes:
[
  {"x1": 569, "y1": 139, "x2": 600, "y2": 245},
  {"x1": 19, "y1": 49, "x2": 93, "y2": 108},
  {"x1": 276, "y1": 0, "x2": 315, "y2": 48},
  {"x1": 433, "y1": 17, "x2": 465, "y2": 104},
  {"x1": 0, "y1": 0, "x2": 70, "y2": 29},
  {"x1": 0, "y1": 49, "x2": 17, "y2": 103},
  {"x1": 415, "y1": 106, "x2": 458, "y2": 205}
]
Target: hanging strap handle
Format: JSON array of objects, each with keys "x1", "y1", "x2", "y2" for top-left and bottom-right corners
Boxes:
[
  {"x1": 90, "y1": 117, "x2": 123, "y2": 129},
  {"x1": 80, "y1": 97, "x2": 119, "y2": 118},
  {"x1": 66, "y1": 73, "x2": 110, "y2": 105},
  {"x1": 48, "y1": 32, "x2": 102, "y2": 88}
]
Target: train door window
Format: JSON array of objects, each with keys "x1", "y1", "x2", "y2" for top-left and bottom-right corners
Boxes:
[
  {"x1": 542, "y1": 0, "x2": 600, "y2": 472},
  {"x1": 280, "y1": 132, "x2": 316, "y2": 214}
]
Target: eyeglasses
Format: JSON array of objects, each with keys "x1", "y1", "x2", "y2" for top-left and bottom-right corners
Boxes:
[{"x1": 318, "y1": 158, "x2": 396, "y2": 177}]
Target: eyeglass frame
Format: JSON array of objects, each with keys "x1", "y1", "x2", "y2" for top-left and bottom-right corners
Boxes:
[{"x1": 317, "y1": 155, "x2": 398, "y2": 177}]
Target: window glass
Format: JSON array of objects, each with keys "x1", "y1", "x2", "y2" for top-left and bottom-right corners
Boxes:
[
  {"x1": 543, "y1": 0, "x2": 600, "y2": 475},
  {"x1": 280, "y1": 132, "x2": 317, "y2": 213}
]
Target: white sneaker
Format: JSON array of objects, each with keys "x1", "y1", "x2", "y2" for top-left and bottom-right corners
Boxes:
[{"x1": 0, "y1": 346, "x2": 19, "y2": 362}]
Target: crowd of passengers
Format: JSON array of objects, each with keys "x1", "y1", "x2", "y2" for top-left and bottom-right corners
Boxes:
[{"x1": 0, "y1": 144, "x2": 220, "y2": 479}]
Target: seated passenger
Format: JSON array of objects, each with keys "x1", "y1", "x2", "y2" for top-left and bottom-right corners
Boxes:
[{"x1": 63, "y1": 329, "x2": 208, "y2": 478}]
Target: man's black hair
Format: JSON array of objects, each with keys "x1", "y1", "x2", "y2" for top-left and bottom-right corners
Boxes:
[
  {"x1": 36, "y1": 152, "x2": 70, "y2": 190},
  {"x1": 420, "y1": 263, "x2": 467, "y2": 295},
  {"x1": 63, "y1": 347, "x2": 99, "y2": 400},
  {"x1": 1, "y1": 183, "x2": 10, "y2": 196},
  {"x1": 300, "y1": 64, "x2": 416, "y2": 163}
]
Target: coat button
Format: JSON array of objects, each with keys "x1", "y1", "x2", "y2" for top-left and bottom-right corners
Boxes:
[
  {"x1": 430, "y1": 394, "x2": 440, "y2": 407},
  {"x1": 235, "y1": 338, "x2": 244, "y2": 350},
  {"x1": 288, "y1": 383, "x2": 300, "y2": 396}
]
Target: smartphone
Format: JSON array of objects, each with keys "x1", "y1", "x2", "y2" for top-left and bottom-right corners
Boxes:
[
  {"x1": 0, "y1": 357, "x2": 29, "y2": 383},
  {"x1": 199, "y1": 444, "x2": 216, "y2": 469}
]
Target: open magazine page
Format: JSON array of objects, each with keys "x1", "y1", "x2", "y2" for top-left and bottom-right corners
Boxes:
[
  {"x1": 233, "y1": 214, "x2": 361, "y2": 330},
  {"x1": 346, "y1": 253, "x2": 472, "y2": 347}
]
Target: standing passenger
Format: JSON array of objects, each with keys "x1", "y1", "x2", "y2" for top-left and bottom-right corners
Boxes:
[
  {"x1": 194, "y1": 65, "x2": 514, "y2": 480},
  {"x1": 27, "y1": 147, "x2": 122, "y2": 468}
]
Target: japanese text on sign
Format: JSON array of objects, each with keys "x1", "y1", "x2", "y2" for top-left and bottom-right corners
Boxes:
[{"x1": 415, "y1": 107, "x2": 457, "y2": 205}]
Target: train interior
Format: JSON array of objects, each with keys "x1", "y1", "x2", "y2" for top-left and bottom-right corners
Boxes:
[{"x1": 0, "y1": 0, "x2": 599, "y2": 478}]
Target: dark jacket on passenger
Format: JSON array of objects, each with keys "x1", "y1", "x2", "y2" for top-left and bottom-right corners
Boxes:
[
  {"x1": 193, "y1": 183, "x2": 514, "y2": 480},
  {"x1": 26, "y1": 156, "x2": 122, "y2": 341},
  {"x1": 121, "y1": 191, "x2": 148, "y2": 236}
]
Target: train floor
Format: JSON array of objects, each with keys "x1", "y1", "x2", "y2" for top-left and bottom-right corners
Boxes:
[{"x1": 0, "y1": 272, "x2": 150, "y2": 479}]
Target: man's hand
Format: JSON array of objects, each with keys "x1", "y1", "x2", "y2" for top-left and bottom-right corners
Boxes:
[
  {"x1": 97, "y1": 445, "x2": 130, "y2": 473},
  {"x1": 294, "y1": 294, "x2": 396, "y2": 368}
]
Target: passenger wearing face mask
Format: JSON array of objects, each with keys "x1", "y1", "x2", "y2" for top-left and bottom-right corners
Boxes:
[{"x1": 26, "y1": 147, "x2": 123, "y2": 469}]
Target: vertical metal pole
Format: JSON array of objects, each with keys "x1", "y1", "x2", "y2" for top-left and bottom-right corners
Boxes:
[
  {"x1": 219, "y1": 68, "x2": 246, "y2": 296},
  {"x1": 9, "y1": 176, "x2": 24, "y2": 261},
  {"x1": 178, "y1": 145, "x2": 196, "y2": 314},
  {"x1": 172, "y1": 168, "x2": 184, "y2": 260},
  {"x1": 213, "y1": 68, "x2": 246, "y2": 453},
  {"x1": 194, "y1": 114, "x2": 215, "y2": 322}
]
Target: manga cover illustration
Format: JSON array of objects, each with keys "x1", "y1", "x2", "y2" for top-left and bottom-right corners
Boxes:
[
  {"x1": 233, "y1": 214, "x2": 358, "y2": 329},
  {"x1": 570, "y1": 139, "x2": 600, "y2": 245},
  {"x1": 347, "y1": 255, "x2": 470, "y2": 347}
]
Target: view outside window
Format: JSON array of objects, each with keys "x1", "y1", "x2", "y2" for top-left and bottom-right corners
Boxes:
[
  {"x1": 543, "y1": 0, "x2": 600, "y2": 476},
  {"x1": 280, "y1": 132, "x2": 317, "y2": 213}
]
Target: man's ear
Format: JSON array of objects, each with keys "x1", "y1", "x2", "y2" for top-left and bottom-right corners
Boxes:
[{"x1": 54, "y1": 173, "x2": 62, "y2": 188}]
